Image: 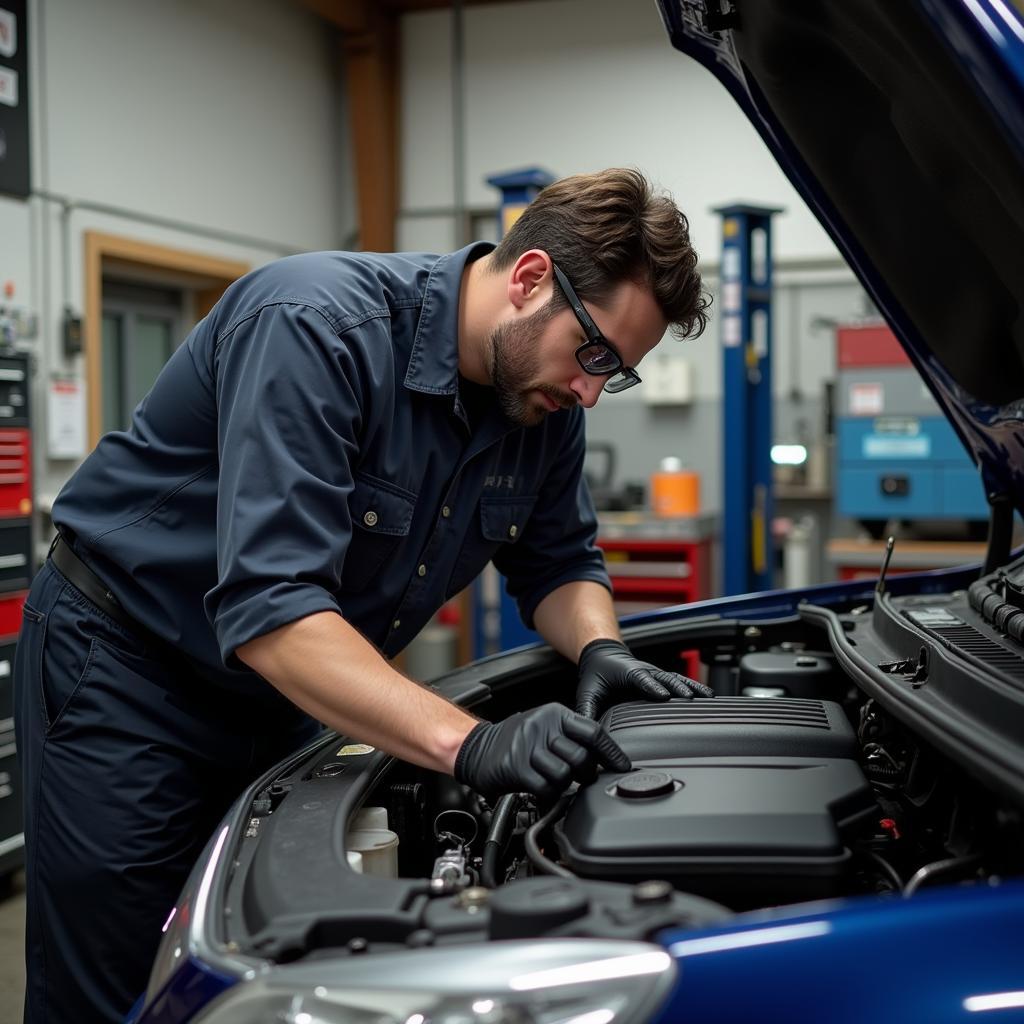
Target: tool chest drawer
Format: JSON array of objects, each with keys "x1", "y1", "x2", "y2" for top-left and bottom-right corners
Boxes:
[
  {"x1": 0, "y1": 641, "x2": 12, "y2": 721},
  {"x1": 0, "y1": 356, "x2": 30, "y2": 428},
  {"x1": 0, "y1": 520, "x2": 32, "y2": 593},
  {"x1": 0, "y1": 428, "x2": 32, "y2": 517}
]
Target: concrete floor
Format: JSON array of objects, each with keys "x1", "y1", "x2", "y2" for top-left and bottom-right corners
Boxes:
[{"x1": 0, "y1": 872, "x2": 25, "y2": 1023}]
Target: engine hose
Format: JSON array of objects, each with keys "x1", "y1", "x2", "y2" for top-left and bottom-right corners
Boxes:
[
  {"x1": 480, "y1": 793, "x2": 525, "y2": 888},
  {"x1": 524, "y1": 794, "x2": 575, "y2": 879},
  {"x1": 903, "y1": 853, "x2": 983, "y2": 898},
  {"x1": 968, "y1": 578, "x2": 988, "y2": 613},
  {"x1": 860, "y1": 848, "x2": 903, "y2": 894}
]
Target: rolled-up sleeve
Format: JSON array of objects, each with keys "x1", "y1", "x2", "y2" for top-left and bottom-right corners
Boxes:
[
  {"x1": 493, "y1": 409, "x2": 611, "y2": 628},
  {"x1": 203, "y1": 302, "x2": 366, "y2": 662}
]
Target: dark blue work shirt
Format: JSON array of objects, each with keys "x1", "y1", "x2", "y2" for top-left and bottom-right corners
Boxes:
[{"x1": 53, "y1": 243, "x2": 610, "y2": 697}]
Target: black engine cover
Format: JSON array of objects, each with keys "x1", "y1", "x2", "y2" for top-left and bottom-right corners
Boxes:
[
  {"x1": 600, "y1": 696, "x2": 858, "y2": 760},
  {"x1": 555, "y1": 699, "x2": 876, "y2": 906}
]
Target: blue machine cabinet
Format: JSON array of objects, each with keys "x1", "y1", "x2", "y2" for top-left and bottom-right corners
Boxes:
[{"x1": 835, "y1": 324, "x2": 988, "y2": 529}]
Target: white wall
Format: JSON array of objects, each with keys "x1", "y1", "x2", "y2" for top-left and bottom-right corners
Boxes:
[
  {"x1": 0, "y1": 197, "x2": 34, "y2": 308},
  {"x1": 400, "y1": 0, "x2": 840, "y2": 264},
  {"x1": 38, "y1": 0, "x2": 344, "y2": 250},
  {"x1": 1, "y1": 0, "x2": 353, "y2": 512}
]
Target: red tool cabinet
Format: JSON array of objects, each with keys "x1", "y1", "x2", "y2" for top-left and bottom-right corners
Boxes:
[
  {"x1": 0, "y1": 352, "x2": 30, "y2": 879},
  {"x1": 597, "y1": 513, "x2": 717, "y2": 680}
]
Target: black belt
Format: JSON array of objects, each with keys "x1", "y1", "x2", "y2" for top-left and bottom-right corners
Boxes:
[{"x1": 49, "y1": 533, "x2": 140, "y2": 635}]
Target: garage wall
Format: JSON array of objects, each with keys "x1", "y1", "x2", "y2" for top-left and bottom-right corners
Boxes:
[
  {"x1": 1, "y1": 0, "x2": 353, "y2": 512},
  {"x1": 399, "y1": 0, "x2": 840, "y2": 263},
  {"x1": 38, "y1": 0, "x2": 344, "y2": 250}
]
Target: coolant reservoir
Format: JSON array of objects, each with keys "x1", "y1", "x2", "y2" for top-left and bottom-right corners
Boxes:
[
  {"x1": 346, "y1": 806, "x2": 399, "y2": 877},
  {"x1": 346, "y1": 829, "x2": 399, "y2": 876},
  {"x1": 350, "y1": 806, "x2": 389, "y2": 830}
]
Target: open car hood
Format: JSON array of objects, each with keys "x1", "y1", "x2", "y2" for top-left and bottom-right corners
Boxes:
[{"x1": 657, "y1": 0, "x2": 1024, "y2": 515}]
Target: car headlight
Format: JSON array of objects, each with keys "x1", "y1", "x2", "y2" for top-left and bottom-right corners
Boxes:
[
  {"x1": 192, "y1": 940, "x2": 676, "y2": 1024},
  {"x1": 141, "y1": 823, "x2": 247, "y2": 1015}
]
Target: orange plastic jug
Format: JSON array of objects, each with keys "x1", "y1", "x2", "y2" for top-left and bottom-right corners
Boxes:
[{"x1": 650, "y1": 464, "x2": 700, "y2": 517}]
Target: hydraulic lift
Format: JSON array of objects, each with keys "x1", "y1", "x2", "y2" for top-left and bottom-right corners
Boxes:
[{"x1": 715, "y1": 203, "x2": 781, "y2": 595}]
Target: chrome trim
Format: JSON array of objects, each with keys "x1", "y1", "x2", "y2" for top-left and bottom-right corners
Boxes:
[{"x1": 0, "y1": 832, "x2": 24, "y2": 857}]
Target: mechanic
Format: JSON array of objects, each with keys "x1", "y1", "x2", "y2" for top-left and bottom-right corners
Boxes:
[{"x1": 14, "y1": 167, "x2": 712, "y2": 1023}]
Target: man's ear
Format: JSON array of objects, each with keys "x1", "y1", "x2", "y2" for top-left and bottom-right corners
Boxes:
[{"x1": 507, "y1": 249, "x2": 553, "y2": 311}]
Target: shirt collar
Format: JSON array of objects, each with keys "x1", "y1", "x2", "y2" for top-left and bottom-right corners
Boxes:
[{"x1": 404, "y1": 241, "x2": 495, "y2": 396}]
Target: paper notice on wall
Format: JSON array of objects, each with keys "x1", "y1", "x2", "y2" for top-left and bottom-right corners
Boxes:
[
  {"x1": 0, "y1": 9, "x2": 16, "y2": 59},
  {"x1": 849, "y1": 381, "x2": 883, "y2": 416},
  {"x1": 47, "y1": 379, "x2": 85, "y2": 458},
  {"x1": 0, "y1": 65, "x2": 17, "y2": 107}
]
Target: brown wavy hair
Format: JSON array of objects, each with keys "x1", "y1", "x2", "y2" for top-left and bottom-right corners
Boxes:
[{"x1": 490, "y1": 168, "x2": 709, "y2": 340}]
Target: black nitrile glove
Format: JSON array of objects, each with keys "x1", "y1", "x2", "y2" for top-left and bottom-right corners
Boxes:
[
  {"x1": 454, "y1": 702, "x2": 632, "y2": 801},
  {"x1": 575, "y1": 638, "x2": 715, "y2": 719}
]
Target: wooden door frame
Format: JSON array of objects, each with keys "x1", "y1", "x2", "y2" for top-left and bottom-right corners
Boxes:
[{"x1": 83, "y1": 231, "x2": 249, "y2": 448}]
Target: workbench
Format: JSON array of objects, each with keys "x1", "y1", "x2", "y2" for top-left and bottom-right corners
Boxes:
[
  {"x1": 598, "y1": 511, "x2": 717, "y2": 611},
  {"x1": 827, "y1": 537, "x2": 987, "y2": 581}
]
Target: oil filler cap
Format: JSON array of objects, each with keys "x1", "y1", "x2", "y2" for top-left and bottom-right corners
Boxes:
[{"x1": 615, "y1": 770, "x2": 675, "y2": 799}]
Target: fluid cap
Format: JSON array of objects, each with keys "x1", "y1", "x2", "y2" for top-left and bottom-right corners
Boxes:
[
  {"x1": 632, "y1": 879, "x2": 674, "y2": 906},
  {"x1": 616, "y1": 770, "x2": 675, "y2": 799},
  {"x1": 488, "y1": 878, "x2": 590, "y2": 940}
]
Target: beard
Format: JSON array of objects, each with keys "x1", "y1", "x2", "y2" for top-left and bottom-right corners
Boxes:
[{"x1": 488, "y1": 303, "x2": 577, "y2": 427}]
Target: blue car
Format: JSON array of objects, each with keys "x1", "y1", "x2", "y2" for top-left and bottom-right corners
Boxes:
[{"x1": 129, "y1": 2, "x2": 1024, "y2": 1021}]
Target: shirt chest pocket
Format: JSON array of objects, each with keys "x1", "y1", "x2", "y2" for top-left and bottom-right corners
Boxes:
[
  {"x1": 446, "y1": 494, "x2": 537, "y2": 598},
  {"x1": 341, "y1": 474, "x2": 417, "y2": 594}
]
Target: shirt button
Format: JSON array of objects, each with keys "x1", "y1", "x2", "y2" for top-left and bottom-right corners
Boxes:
[
  {"x1": 442, "y1": 505, "x2": 451, "y2": 518},
  {"x1": 393, "y1": 619, "x2": 401, "y2": 630},
  {"x1": 418, "y1": 564, "x2": 427, "y2": 577},
  {"x1": 509, "y1": 524, "x2": 518, "y2": 539},
  {"x1": 363, "y1": 510, "x2": 378, "y2": 527}
]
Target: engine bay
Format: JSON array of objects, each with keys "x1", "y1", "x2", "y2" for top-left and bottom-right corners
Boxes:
[{"x1": 220, "y1": 557, "x2": 1024, "y2": 964}]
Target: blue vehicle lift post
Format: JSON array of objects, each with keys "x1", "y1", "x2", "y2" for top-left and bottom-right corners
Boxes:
[
  {"x1": 485, "y1": 167, "x2": 556, "y2": 238},
  {"x1": 715, "y1": 203, "x2": 782, "y2": 595}
]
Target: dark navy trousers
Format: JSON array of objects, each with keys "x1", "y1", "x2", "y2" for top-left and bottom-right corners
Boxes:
[{"x1": 14, "y1": 560, "x2": 320, "y2": 1023}]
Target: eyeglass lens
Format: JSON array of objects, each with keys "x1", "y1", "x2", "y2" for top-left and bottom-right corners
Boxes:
[
  {"x1": 578, "y1": 343, "x2": 621, "y2": 375},
  {"x1": 603, "y1": 372, "x2": 635, "y2": 393}
]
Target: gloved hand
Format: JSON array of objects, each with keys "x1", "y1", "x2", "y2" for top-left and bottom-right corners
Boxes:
[
  {"x1": 454, "y1": 703, "x2": 632, "y2": 801},
  {"x1": 576, "y1": 638, "x2": 715, "y2": 719}
]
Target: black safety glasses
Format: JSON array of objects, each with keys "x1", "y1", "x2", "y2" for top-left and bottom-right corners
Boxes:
[{"x1": 552, "y1": 263, "x2": 642, "y2": 394}]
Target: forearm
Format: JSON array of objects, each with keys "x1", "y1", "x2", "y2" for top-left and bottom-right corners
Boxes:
[
  {"x1": 532, "y1": 580, "x2": 621, "y2": 663},
  {"x1": 236, "y1": 611, "x2": 478, "y2": 774}
]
